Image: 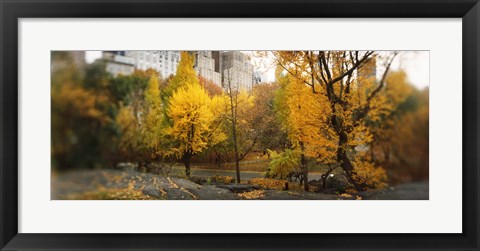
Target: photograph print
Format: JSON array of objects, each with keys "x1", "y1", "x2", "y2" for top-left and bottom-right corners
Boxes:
[{"x1": 51, "y1": 50, "x2": 429, "y2": 200}]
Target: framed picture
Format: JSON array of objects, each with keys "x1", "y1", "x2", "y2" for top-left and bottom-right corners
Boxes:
[{"x1": 1, "y1": 0, "x2": 479, "y2": 250}]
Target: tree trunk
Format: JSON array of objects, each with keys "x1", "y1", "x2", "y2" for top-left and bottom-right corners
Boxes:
[
  {"x1": 230, "y1": 97, "x2": 241, "y2": 184},
  {"x1": 337, "y1": 132, "x2": 366, "y2": 191},
  {"x1": 234, "y1": 159, "x2": 241, "y2": 183},
  {"x1": 183, "y1": 153, "x2": 192, "y2": 177},
  {"x1": 299, "y1": 141, "x2": 309, "y2": 191},
  {"x1": 232, "y1": 124, "x2": 241, "y2": 183}
]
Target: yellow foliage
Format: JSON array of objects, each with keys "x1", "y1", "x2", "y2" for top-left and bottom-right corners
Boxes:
[
  {"x1": 368, "y1": 70, "x2": 414, "y2": 123},
  {"x1": 267, "y1": 149, "x2": 300, "y2": 179},
  {"x1": 164, "y1": 52, "x2": 199, "y2": 97},
  {"x1": 273, "y1": 51, "x2": 412, "y2": 189},
  {"x1": 142, "y1": 76, "x2": 164, "y2": 150},
  {"x1": 166, "y1": 83, "x2": 226, "y2": 158},
  {"x1": 115, "y1": 105, "x2": 139, "y2": 154},
  {"x1": 284, "y1": 76, "x2": 337, "y2": 163},
  {"x1": 351, "y1": 159, "x2": 388, "y2": 189}
]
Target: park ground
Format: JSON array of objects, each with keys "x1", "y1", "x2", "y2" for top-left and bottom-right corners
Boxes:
[{"x1": 51, "y1": 167, "x2": 429, "y2": 200}]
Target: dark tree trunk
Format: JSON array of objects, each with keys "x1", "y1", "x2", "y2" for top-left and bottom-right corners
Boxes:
[
  {"x1": 184, "y1": 161, "x2": 191, "y2": 177},
  {"x1": 299, "y1": 141, "x2": 309, "y2": 191},
  {"x1": 183, "y1": 152, "x2": 192, "y2": 177},
  {"x1": 230, "y1": 96, "x2": 241, "y2": 184},
  {"x1": 337, "y1": 132, "x2": 366, "y2": 191},
  {"x1": 234, "y1": 160, "x2": 241, "y2": 183},
  {"x1": 231, "y1": 116, "x2": 240, "y2": 183}
]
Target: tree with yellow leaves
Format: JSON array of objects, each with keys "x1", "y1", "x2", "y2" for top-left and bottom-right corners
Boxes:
[
  {"x1": 224, "y1": 69, "x2": 256, "y2": 183},
  {"x1": 140, "y1": 75, "x2": 165, "y2": 163},
  {"x1": 114, "y1": 104, "x2": 140, "y2": 163},
  {"x1": 165, "y1": 83, "x2": 226, "y2": 177},
  {"x1": 274, "y1": 51, "x2": 400, "y2": 190},
  {"x1": 162, "y1": 52, "x2": 199, "y2": 103},
  {"x1": 160, "y1": 51, "x2": 227, "y2": 177}
]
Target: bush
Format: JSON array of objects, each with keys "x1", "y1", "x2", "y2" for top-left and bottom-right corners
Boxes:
[{"x1": 265, "y1": 149, "x2": 300, "y2": 179}]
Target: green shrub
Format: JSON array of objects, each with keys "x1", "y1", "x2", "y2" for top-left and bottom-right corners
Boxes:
[{"x1": 266, "y1": 149, "x2": 300, "y2": 179}]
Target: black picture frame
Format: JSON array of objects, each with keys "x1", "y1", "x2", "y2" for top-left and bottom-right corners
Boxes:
[{"x1": 1, "y1": 0, "x2": 479, "y2": 250}]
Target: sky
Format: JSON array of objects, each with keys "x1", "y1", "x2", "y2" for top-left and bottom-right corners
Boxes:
[
  {"x1": 390, "y1": 51, "x2": 429, "y2": 89},
  {"x1": 247, "y1": 51, "x2": 429, "y2": 90},
  {"x1": 85, "y1": 51, "x2": 429, "y2": 89},
  {"x1": 85, "y1": 51, "x2": 102, "y2": 63}
]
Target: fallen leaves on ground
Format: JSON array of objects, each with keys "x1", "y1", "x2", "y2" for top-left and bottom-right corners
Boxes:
[
  {"x1": 67, "y1": 187, "x2": 155, "y2": 200},
  {"x1": 237, "y1": 190, "x2": 265, "y2": 199},
  {"x1": 248, "y1": 178, "x2": 287, "y2": 190}
]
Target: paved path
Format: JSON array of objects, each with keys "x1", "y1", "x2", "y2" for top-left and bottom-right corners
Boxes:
[{"x1": 174, "y1": 166, "x2": 324, "y2": 181}]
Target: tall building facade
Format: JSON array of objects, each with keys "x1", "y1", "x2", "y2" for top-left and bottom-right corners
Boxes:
[
  {"x1": 194, "y1": 51, "x2": 222, "y2": 87},
  {"x1": 221, "y1": 51, "x2": 254, "y2": 91},
  {"x1": 125, "y1": 51, "x2": 181, "y2": 78},
  {"x1": 120, "y1": 51, "x2": 255, "y2": 91},
  {"x1": 101, "y1": 51, "x2": 135, "y2": 76},
  {"x1": 70, "y1": 51, "x2": 86, "y2": 69}
]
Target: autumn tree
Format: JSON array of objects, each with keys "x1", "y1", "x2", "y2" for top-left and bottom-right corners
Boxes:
[
  {"x1": 162, "y1": 52, "x2": 198, "y2": 104},
  {"x1": 110, "y1": 69, "x2": 155, "y2": 107},
  {"x1": 251, "y1": 83, "x2": 288, "y2": 151},
  {"x1": 367, "y1": 73, "x2": 429, "y2": 183},
  {"x1": 111, "y1": 70, "x2": 156, "y2": 166},
  {"x1": 163, "y1": 52, "x2": 226, "y2": 177},
  {"x1": 51, "y1": 52, "x2": 113, "y2": 170},
  {"x1": 165, "y1": 83, "x2": 226, "y2": 177},
  {"x1": 114, "y1": 104, "x2": 141, "y2": 164},
  {"x1": 224, "y1": 69, "x2": 256, "y2": 183},
  {"x1": 274, "y1": 51, "x2": 399, "y2": 190},
  {"x1": 199, "y1": 76, "x2": 223, "y2": 97},
  {"x1": 139, "y1": 74, "x2": 165, "y2": 166},
  {"x1": 388, "y1": 89, "x2": 429, "y2": 181}
]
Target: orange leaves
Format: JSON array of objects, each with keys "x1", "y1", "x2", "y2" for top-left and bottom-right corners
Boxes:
[
  {"x1": 352, "y1": 159, "x2": 388, "y2": 189},
  {"x1": 283, "y1": 75, "x2": 336, "y2": 163},
  {"x1": 273, "y1": 51, "x2": 409, "y2": 189},
  {"x1": 238, "y1": 190, "x2": 265, "y2": 199},
  {"x1": 249, "y1": 178, "x2": 287, "y2": 190},
  {"x1": 52, "y1": 83, "x2": 107, "y2": 123}
]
